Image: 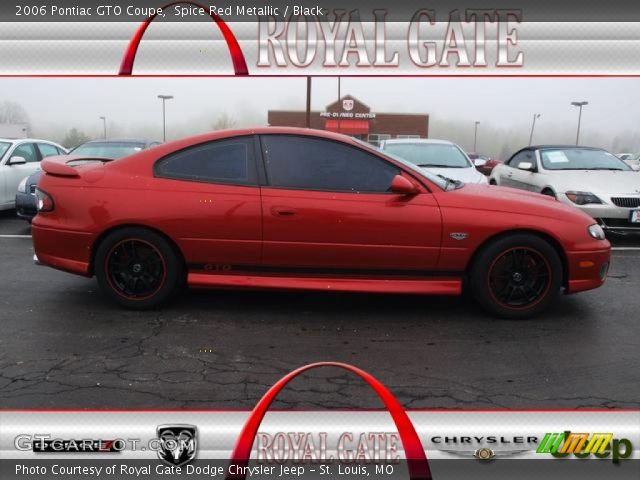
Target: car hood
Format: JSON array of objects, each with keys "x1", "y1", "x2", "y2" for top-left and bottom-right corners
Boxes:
[
  {"x1": 437, "y1": 184, "x2": 595, "y2": 224},
  {"x1": 545, "y1": 169, "x2": 640, "y2": 194},
  {"x1": 422, "y1": 166, "x2": 487, "y2": 184}
]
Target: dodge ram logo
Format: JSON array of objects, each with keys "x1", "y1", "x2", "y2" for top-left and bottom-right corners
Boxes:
[
  {"x1": 157, "y1": 425, "x2": 197, "y2": 467},
  {"x1": 343, "y1": 99, "x2": 354, "y2": 111}
]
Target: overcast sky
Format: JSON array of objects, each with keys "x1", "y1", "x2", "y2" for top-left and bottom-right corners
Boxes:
[{"x1": 2, "y1": 77, "x2": 639, "y2": 157}]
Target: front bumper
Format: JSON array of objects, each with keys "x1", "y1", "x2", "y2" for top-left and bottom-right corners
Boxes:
[
  {"x1": 14, "y1": 191, "x2": 37, "y2": 221},
  {"x1": 565, "y1": 247, "x2": 611, "y2": 294},
  {"x1": 557, "y1": 195, "x2": 640, "y2": 233}
]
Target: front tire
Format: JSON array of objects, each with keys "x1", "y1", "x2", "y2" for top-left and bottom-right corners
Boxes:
[
  {"x1": 469, "y1": 234, "x2": 563, "y2": 319},
  {"x1": 94, "y1": 227, "x2": 183, "y2": 309}
]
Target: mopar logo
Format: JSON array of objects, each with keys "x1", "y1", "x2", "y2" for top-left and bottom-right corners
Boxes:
[
  {"x1": 537, "y1": 431, "x2": 633, "y2": 463},
  {"x1": 157, "y1": 425, "x2": 198, "y2": 467}
]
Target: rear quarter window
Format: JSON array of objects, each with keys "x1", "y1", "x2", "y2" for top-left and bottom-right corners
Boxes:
[{"x1": 154, "y1": 137, "x2": 257, "y2": 186}]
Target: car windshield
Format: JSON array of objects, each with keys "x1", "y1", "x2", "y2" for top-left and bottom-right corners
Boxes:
[
  {"x1": 0, "y1": 141, "x2": 11, "y2": 159},
  {"x1": 352, "y1": 139, "x2": 450, "y2": 190},
  {"x1": 383, "y1": 142, "x2": 471, "y2": 168},
  {"x1": 540, "y1": 148, "x2": 631, "y2": 171},
  {"x1": 70, "y1": 142, "x2": 145, "y2": 159}
]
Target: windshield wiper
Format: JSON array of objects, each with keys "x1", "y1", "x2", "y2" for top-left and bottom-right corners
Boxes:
[{"x1": 436, "y1": 174, "x2": 461, "y2": 190}]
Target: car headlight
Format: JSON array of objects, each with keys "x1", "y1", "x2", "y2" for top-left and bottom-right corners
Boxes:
[
  {"x1": 17, "y1": 176, "x2": 28, "y2": 194},
  {"x1": 587, "y1": 224, "x2": 606, "y2": 240},
  {"x1": 565, "y1": 191, "x2": 603, "y2": 205}
]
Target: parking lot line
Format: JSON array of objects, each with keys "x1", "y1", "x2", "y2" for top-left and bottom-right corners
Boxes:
[{"x1": 0, "y1": 235, "x2": 32, "y2": 238}]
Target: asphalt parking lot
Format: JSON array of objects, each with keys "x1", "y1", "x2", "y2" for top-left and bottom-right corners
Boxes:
[{"x1": 1, "y1": 210, "x2": 639, "y2": 410}]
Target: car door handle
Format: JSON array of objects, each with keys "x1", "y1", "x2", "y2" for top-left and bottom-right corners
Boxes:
[{"x1": 271, "y1": 207, "x2": 297, "y2": 217}]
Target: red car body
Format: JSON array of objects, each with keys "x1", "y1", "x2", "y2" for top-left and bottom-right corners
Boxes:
[
  {"x1": 32, "y1": 127, "x2": 610, "y2": 318},
  {"x1": 468, "y1": 152, "x2": 503, "y2": 176}
]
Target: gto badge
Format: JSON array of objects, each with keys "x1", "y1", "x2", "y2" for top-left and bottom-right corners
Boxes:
[
  {"x1": 157, "y1": 424, "x2": 197, "y2": 467},
  {"x1": 450, "y1": 232, "x2": 469, "y2": 241}
]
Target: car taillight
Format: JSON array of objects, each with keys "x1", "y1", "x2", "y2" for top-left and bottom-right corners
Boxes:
[{"x1": 35, "y1": 188, "x2": 54, "y2": 212}]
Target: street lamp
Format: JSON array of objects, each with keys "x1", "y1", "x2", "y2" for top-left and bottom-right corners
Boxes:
[
  {"x1": 529, "y1": 113, "x2": 541, "y2": 146},
  {"x1": 157, "y1": 95, "x2": 174, "y2": 141},
  {"x1": 99, "y1": 116, "x2": 107, "y2": 139},
  {"x1": 473, "y1": 121, "x2": 480, "y2": 152},
  {"x1": 571, "y1": 101, "x2": 588, "y2": 145}
]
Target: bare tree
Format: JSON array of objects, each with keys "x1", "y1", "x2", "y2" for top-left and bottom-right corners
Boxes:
[
  {"x1": 211, "y1": 113, "x2": 236, "y2": 131},
  {"x1": 0, "y1": 100, "x2": 29, "y2": 124}
]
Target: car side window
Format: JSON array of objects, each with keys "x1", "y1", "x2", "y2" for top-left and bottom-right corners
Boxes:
[
  {"x1": 261, "y1": 135, "x2": 400, "y2": 193},
  {"x1": 12, "y1": 143, "x2": 38, "y2": 163},
  {"x1": 154, "y1": 136, "x2": 257, "y2": 186},
  {"x1": 508, "y1": 151, "x2": 535, "y2": 169},
  {"x1": 37, "y1": 143, "x2": 61, "y2": 158}
]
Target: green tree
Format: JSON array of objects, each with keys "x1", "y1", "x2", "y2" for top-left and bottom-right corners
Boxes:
[{"x1": 62, "y1": 128, "x2": 90, "y2": 149}]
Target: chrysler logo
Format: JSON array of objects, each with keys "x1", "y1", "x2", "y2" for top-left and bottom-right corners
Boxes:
[
  {"x1": 157, "y1": 425, "x2": 197, "y2": 467},
  {"x1": 439, "y1": 447, "x2": 529, "y2": 461}
]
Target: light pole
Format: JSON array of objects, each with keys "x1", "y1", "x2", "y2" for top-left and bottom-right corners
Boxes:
[
  {"x1": 529, "y1": 113, "x2": 541, "y2": 146},
  {"x1": 157, "y1": 95, "x2": 174, "y2": 141},
  {"x1": 473, "y1": 121, "x2": 480, "y2": 152},
  {"x1": 99, "y1": 116, "x2": 107, "y2": 139},
  {"x1": 571, "y1": 101, "x2": 588, "y2": 145}
]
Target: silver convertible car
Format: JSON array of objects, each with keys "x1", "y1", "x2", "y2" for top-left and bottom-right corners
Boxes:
[{"x1": 490, "y1": 145, "x2": 640, "y2": 233}]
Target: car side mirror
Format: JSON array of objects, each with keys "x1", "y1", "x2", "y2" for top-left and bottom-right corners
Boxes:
[
  {"x1": 473, "y1": 158, "x2": 487, "y2": 167},
  {"x1": 517, "y1": 162, "x2": 535, "y2": 172},
  {"x1": 390, "y1": 175, "x2": 419, "y2": 195},
  {"x1": 8, "y1": 156, "x2": 27, "y2": 165}
]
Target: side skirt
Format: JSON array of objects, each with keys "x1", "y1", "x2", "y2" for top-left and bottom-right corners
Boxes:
[{"x1": 187, "y1": 272, "x2": 462, "y2": 295}]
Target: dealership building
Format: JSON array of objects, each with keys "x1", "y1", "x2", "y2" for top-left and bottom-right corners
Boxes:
[{"x1": 268, "y1": 95, "x2": 429, "y2": 146}]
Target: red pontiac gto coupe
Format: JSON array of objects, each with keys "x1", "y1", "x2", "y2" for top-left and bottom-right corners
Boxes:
[{"x1": 32, "y1": 128, "x2": 610, "y2": 318}]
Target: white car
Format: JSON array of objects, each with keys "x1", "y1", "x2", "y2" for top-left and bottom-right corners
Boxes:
[
  {"x1": 490, "y1": 145, "x2": 640, "y2": 233},
  {"x1": 622, "y1": 153, "x2": 640, "y2": 170},
  {"x1": 0, "y1": 138, "x2": 67, "y2": 211},
  {"x1": 616, "y1": 153, "x2": 634, "y2": 161},
  {"x1": 379, "y1": 139, "x2": 488, "y2": 185}
]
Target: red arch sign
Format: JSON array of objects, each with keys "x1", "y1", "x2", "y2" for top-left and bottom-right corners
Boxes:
[
  {"x1": 226, "y1": 362, "x2": 432, "y2": 480},
  {"x1": 119, "y1": 1, "x2": 248, "y2": 75}
]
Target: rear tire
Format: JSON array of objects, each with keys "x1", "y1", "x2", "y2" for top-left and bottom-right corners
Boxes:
[
  {"x1": 94, "y1": 227, "x2": 183, "y2": 309},
  {"x1": 469, "y1": 234, "x2": 563, "y2": 319}
]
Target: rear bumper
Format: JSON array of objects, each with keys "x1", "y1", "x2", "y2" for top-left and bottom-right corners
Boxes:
[
  {"x1": 565, "y1": 247, "x2": 611, "y2": 294},
  {"x1": 31, "y1": 224, "x2": 94, "y2": 276}
]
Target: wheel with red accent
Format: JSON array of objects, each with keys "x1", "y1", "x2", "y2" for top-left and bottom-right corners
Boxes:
[
  {"x1": 469, "y1": 234, "x2": 563, "y2": 319},
  {"x1": 95, "y1": 227, "x2": 183, "y2": 309}
]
